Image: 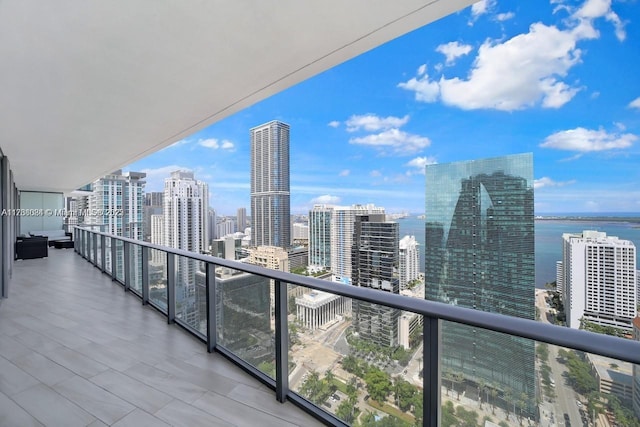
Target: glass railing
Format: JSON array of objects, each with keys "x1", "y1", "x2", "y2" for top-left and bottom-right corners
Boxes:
[{"x1": 74, "y1": 227, "x2": 640, "y2": 426}]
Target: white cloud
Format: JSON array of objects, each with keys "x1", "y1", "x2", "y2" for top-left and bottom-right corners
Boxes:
[
  {"x1": 198, "y1": 138, "x2": 235, "y2": 151},
  {"x1": 405, "y1": 156, "x2": 438, "y2": 175},
  {"x1": 328, "y1": 120, "x2": 340, "y2": 128},
  {"x1": 370, "y1": 170, "x2": 382, "y2": 177},
  {"x1": 629, "y1": 97, "x2": 640, "y2": 109},
  {"x1": 397, "y1": 66, "x2": 440, "y2": 103},
  {"x1": 310, "y1": 194, "x2": 341, "y2": 205},
  {"x1": 346, "y1": 114, "x2": 410, "y2": 132},
  {"x1": 533, "y1": 176, "x2": 576, "y2": 189},
  {"x1": 399, "y1": 0, "x2": 626, "y2": 111},
  {"x1": 574, "y1": 0, "x2": 626, "y2": 41},
  {"x1": 349, "y1": 129, "x2": 431, "y2": 155},
  {"x1": 339, "y1": 169, "x2": 350, "y2": 177},
  {"x1": 436, "y1": 42, "x2": 473, "y2": 66},
  {"x1": 471, "y1": 0, "x2": 496, "y2": 19},
  {"x1": 496, "y1": 12, "x2": 515, "y2": 22},
  {"x1": 540, "y1": 127, "x2": 637, "y2": 152}
]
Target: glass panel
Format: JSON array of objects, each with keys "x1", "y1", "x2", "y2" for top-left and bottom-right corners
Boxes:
[
  {"x1": 174, "y1": 255, "x2": 206, "y2": 336},
  {"x1": 82, "y1": 230, "x2": 88, "y2": 257},
  {"x1": 88, "y1": 233, "x2": 94, "y2": 262},
  {"x1": 95, "y1": 235, "x2": 102, "y2": 268},
  {"x1": 129, "y1": 244, "x2": 142, "y2": 294},
  {"x1": 289, "y1": 284, "x2": 421, "y2": 425},
  {"x1": 215, "y1": 266, "x2": 273, "y2": 376},
  {"x1": 105, "y1": 237, "x2": 112, "y2": 274},
  {"x1": 114, "y1": 239, "x2": 124, "y2": 282},
  {"x1": 439, "y1": 320, "x2": 640, "y2": 427},
  {"x1": 148, "y1": 248, "x2": 167, "y2": 313}
]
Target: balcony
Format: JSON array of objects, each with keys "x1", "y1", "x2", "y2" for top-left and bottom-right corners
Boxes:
[
  {"x1": 15, "y1": 227, "x2": 631, "y2": 426},
  {"x1": 1, "y1": 247, "x2": 323, "y2": 426}
]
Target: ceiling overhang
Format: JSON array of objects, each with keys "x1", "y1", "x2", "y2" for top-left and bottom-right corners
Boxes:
[{"x1": 0, "y1": 0, "x2": 476, "y2": 193}]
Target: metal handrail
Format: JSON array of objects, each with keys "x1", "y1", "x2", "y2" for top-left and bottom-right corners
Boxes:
[{"x1": 75, "y1": 226, "x2": 640, "y2": 365}]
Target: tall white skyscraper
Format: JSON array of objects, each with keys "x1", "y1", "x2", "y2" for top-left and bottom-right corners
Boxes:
[
  {"x1": 250, "y1": 120, "x2": 290, "y2": 248},
  {"x1": 87, "y1": 170, "x2": 145, "y2": 238},
  {"x1": 330, "y1": 204, "x2": 385, "y2": 284},
  {"x1": 163, "y1": 171, "x2": 209, "y2": 299},
  {"x1": 86, "y1": 170, "x2": 146, "y2": 283},
  {"x1": 561, "y1": 230, "x2": 637, "y2": 332},
  {"x1": 399, "y1": 235, "x2": 419, "y2": 290}
]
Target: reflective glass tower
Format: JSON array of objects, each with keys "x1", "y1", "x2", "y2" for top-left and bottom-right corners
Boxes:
[
  {"x1": 352, "y1": 214, "x2": 400, "y2": 347},
  {"x1": 250, "y1": 120, "x2": 290, "y2": 248},
  {"x1": 425, "y1": 153, "x2": 535, "y2": 415}
]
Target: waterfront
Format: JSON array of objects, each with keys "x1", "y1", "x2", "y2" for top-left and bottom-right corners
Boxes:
[{"x1": 398, "y1": 214, "x2": 640, "y2": 288}]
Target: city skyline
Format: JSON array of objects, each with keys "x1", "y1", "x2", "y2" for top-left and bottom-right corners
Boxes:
[{"x1": 124, "y1": 0, "x2": 639, "y2": 216}]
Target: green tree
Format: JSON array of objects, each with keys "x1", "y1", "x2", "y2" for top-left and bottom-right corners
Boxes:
[
  {"x1": 325, "y1": 369, "x2": 337, "y2": 394},
  {"x1": 336, "y1": 398, "x2": 359, "y2": 424},
  {"x1": 393, "y1": 377, "x2": 416, "y2": 411},
  {"x1": 412, "y1": 391, "x2": 423, "y2": 425},
  {"x1": 441, "y1": 401, "x2": 457, "y2": 427},
  {"x1": 453, "y1": 372, "x2": 464, "y2": 401},
  {"x1": 456, "y1": 406, "x2": 479, "y2": 427},
  {"x1": 489, "y1": 386, "x2": 498, "y2": 415},
  {"x1": 365, "y1": 368, "x2": 392, "y2": 403}
]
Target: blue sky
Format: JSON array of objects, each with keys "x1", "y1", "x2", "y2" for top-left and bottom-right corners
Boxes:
[{"x1": 126, "y1": 0, "x2": 640, "y2": 216}]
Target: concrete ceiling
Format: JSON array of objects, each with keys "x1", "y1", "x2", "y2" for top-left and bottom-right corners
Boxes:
[{"x1": 0, "y1": 0, "x2": 476, "y2": 193}]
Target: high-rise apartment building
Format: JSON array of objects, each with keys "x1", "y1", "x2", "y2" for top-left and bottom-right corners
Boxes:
[
  {"x1": 237, "y1": 207, "x2": 247, "y2": 233},
  {"x1": 331, "y1": 204, "x2": 385, "y2": 284},
  {"x1": 399, "y1": 235, "x2": 419, "y2": 290},
  {"x1": 309, "y1": 204, "x2": 333, "y2": 272},
  {"x1": 425, "y1": 153, "x2": 535, "y2": 416},
  {"x1": 216, "y1": 218, "x2": 236, "y2": 239},
  {"x1": 292, "y1": 223, "x2": 309, "y2": 242},
  {"x1": 561, "y1": 230, "x2": 637, "y2": 332},
  {"x1": 87, "y1": 170, "x2": 145, "y2": 238},
  {"x1": 150, "y1": 214, "x2": 164, "y2": 264},
  {"x1": 351, "y1": 213, "x2": 399, "y2": 347},
  {"x1": 163, "y1": 170, "x2": 209, "y2": 320},
  {"x1": 250, "y1": 120, "x2": 290, "y2": 248}
]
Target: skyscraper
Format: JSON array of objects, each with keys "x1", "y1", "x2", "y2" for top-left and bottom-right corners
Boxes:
[
  {"x1": 87, "y1": 170, "x2": 145, "y2": 239},
  {"x1": 351, "y1": 213, "x2": 399, "y2": 347},
  {"x1": 237, "y1": 207, "x2": 247, "y2": 233},
  {"x1": 250, "y1": 120, "x2": 290, "y2": 248},
  {"x1": 399, "y1": 235, "x2": 420, "y2": 290},
  {"x1": 331, "y1": 204, "x2": 385, "y2": 284},
  {"x1": 86, "y1": 170, "x2": 146, "y2": 283},
  {"x1": 425, "y1": 153, "x2": 535, "y2": 416},
  {"x1": 143, "y1": 192, "x2": 163, "y2": 242},
  {"x1": 309, "y1": 204, "x2": 333, "y2": 272},
  {"x1": 561, "y1": 230, "x2": 637, "y2": 332},
  {"x1": 163, "y1": 170, "x2": 209, "y2": 323}
]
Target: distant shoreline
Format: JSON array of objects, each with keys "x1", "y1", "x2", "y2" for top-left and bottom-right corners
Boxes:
[{"x1": 535, "y1": 216, "x2": 640, "y2": 223}]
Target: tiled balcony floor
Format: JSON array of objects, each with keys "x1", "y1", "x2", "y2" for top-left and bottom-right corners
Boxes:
[{"x1": 0, "y1": 249, "x2": 324, "y2": 426}]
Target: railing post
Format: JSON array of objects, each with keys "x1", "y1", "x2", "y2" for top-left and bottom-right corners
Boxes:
[
  {"x1": 74, "y1": 228, "x2": 79, "y2": 253},
  {"x1": 423, "y1": 316, "x2": 441, "y2": 427},
  {"x1": 274, "y1": 279, "x2": 289, "y2": 403},
  {"x1": 167, "y1": 253, "x2": 176, "y2": 324},
  {"x1": 100, "y1": 234, "x2": 106, "y2": 273},
  {"x1": 206, "y1": 263, "x2": 217, "y2": 353},
  {"x1": 123, "y1": 242, "x2": 131, "y2": 291},
  {"x1": 110, "y1": 236, "x2": 117, "y2": 280},
  {"x1": 142, "y1": 246, "x2": 149, "y2": 305}
]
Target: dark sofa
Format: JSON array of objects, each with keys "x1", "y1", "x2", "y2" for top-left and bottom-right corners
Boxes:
[{"x1": 15, "y1": 236, "x2": 48, "y2": 259}]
